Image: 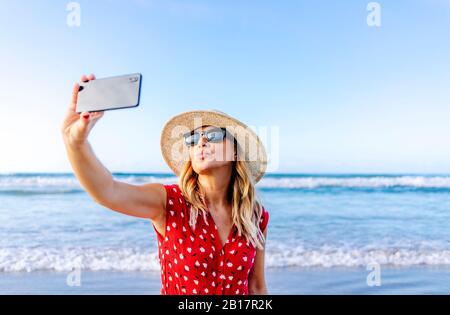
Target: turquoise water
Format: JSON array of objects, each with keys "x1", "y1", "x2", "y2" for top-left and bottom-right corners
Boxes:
[{"x1": 1, "y1": 173, "x2": 450, "y2": 273}]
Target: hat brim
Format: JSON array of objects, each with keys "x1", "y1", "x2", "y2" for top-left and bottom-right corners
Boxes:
[{"x1": 160, "y1": 110, "x2": 267, "y2": 183}]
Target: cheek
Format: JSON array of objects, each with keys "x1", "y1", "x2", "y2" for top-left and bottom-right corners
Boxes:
[
  {"x1": 216, "y1": 141, "x2": 235, "y2": 161},
  {"x1": 189, "y1": 150, "x2": 199, "y2": 166},
  {"x1": 211, "y1": 145, "x2": 227, "y2": 162}
]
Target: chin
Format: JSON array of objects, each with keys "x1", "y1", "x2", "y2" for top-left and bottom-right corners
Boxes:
[
  {"x1": 193, "y1": 164, "x2": 213, "y2": 175},
  {"x1": 192, "y1": 161, "x2": 222, "y2": 174}
]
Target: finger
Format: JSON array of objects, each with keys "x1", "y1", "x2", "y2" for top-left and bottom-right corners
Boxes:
[
  {"x1": 76, "y1": 113, "x2": 90, "y2": 135},
  {"x1": 68, "y1": 83, "x2": 80, "y2": 111},
  {"x1": 87, "y1": 73, "x2": 96, "y2": 80},
  {"x1": 80, "y1": 111, "x2": 90, "y2": 121},
  {"x1": 91, "y1": 111, "x2": 104, "y2": 119},
  {"x1": 80, "y1": 74, "x2": 88, "y2": 82}
]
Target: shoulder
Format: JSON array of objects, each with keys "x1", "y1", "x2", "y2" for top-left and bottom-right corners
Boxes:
[
  {"x1": 163, "y1": 183, "x2": 181, "y2": 195},
  {"x1": 163, "y1": 183, "x2": 189, "y2": 212},
  {"x1": 259, "y1": 205, "x2": 269, "y2": 232},
  {"x1": 163, "y1": 184, "x2": 183, "y2": 201}
]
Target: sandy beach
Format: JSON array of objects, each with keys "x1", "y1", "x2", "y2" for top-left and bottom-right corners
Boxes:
[{"x1": 2, "y1": 266, "x2": 450, "y2": 295}]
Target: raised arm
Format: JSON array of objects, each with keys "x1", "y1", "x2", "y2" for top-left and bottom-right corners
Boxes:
[{"x1": 61, "y1": 74, "x2": 166, "y2": 220}]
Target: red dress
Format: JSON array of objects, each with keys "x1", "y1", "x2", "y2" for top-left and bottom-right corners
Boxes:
[{"x1": 152, "y1": 184, "x2": 269, "y2": 295}]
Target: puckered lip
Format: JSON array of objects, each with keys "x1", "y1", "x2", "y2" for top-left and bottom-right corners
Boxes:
[{"x1": 195, "y1": 150, "x2": 210, "y2": 159}]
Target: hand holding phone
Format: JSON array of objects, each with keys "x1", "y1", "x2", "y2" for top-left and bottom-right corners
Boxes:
[
  {"x1": 62, "y1": 73, "x2": 143, "y2": 147},
  {"x1": 61, "y1": 74, "x2": 105, "y2": 147}
]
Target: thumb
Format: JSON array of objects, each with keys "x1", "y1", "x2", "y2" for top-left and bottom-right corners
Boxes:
[
  {"x1": 80, "y1": 111, "x2": 90, "y2": 123},
  {"x1": 76, "y1": 111, "x2": 91, "y2": 132}
]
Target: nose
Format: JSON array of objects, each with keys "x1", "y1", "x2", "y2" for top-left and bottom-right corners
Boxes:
[{"x1": 196, "y1": 133, "x2": 208, "y2": 147}]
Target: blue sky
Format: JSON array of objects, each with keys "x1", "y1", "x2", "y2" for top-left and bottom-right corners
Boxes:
[{"x1": 0, "y1": 0, "x2": 449, "y2": 174}]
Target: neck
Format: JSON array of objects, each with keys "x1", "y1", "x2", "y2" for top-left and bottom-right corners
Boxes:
[{"x1": 198, "y1": 167, "x2": 232, "y2": 212}]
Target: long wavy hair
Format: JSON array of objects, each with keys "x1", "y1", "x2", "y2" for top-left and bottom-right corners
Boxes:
[{"x1": 178, "y1": 136, "x2": 267, "y2": 250}]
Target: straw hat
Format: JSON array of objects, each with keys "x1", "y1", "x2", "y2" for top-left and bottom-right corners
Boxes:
[{"x1": 160, "y1": 110, "x2": 268, "y2": 183}]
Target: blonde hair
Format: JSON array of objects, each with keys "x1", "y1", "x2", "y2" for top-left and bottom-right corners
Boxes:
[{"x1": 178, "y1": 142, "x2": 267, "y2": 250}]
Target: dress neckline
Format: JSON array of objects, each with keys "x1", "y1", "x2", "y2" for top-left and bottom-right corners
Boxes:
[{"x1": 205, "y1": 210, "x2": 235, "y2": 252}]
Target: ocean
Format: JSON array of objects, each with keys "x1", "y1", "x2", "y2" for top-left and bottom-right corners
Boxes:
[{"x1": 1, "y1": 173, "x2": 450, "y2": 294}]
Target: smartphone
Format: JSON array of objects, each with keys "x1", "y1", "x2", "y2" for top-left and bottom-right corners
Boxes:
[{"x1": 76, "y1": 73, "x2": 142, "y2": 113}]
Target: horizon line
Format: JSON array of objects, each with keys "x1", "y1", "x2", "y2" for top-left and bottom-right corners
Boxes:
[{"x1": 2, "y1": 171, "x2": 450, "y2": 176}]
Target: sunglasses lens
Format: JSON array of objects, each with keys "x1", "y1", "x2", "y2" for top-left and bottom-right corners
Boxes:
[
  {"x1": 184, "y1": 133, "x2": 199, "y2": 146},
  {"x1": 207, "y1": 130, "x2": 225, "y2": 142},
  {"x1": 184, "y1": 128, "x2": 226, "y2": 146}
]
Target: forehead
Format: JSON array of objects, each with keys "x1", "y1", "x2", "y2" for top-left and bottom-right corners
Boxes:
[{"x1": 192, "y1": 125, "x2": 219, "y2": 132}]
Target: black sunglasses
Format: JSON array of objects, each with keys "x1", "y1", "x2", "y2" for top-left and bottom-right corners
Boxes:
[{"x1": 183, "y1": 127, "x2": 227, "y2": 146}]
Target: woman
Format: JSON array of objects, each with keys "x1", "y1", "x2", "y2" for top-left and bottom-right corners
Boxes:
[{"x1": 61, "y1": 74, "x2": 270, "y2": 295}]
